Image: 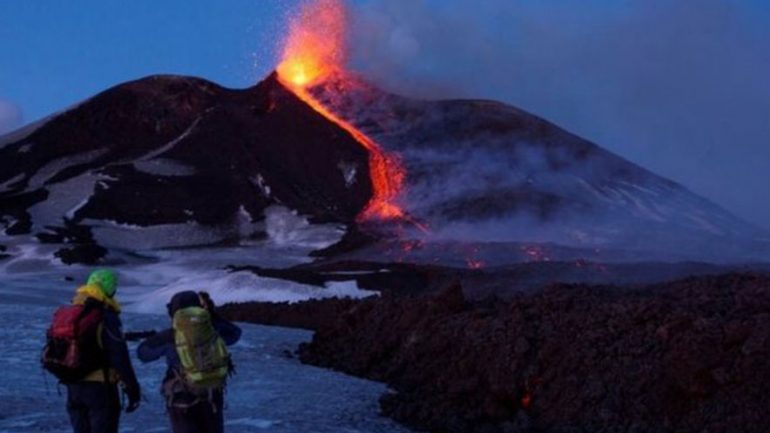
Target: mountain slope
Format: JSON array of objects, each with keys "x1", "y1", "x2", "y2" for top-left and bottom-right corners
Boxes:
[
  {"x1": 307, "y1": 75, "x2": 767, "y2": 260},
  {"x1": 0, "y1": 72, "x2": 765, "y2": 263},
  {"x1": 0, "y1": 74, "x2": 372, "y2": 257}
]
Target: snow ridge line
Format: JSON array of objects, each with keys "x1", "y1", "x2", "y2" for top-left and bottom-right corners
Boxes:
[{"x1": 135, "y1": 116, "x2": 203, "y2": 162}]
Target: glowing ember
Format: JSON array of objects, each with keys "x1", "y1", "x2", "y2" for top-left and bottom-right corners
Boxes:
[
  {"x1": 466, "y1": 259, "x2": 486, "y2": 270},
  {"x1": 521, "y1": 393, "x2": 533, "y2": 409},
  {"x1": 276, "y1": 0, "x2": 406, "y2": 221},
  {"x1": 521, "y1": 245, "x2": 552, "y2": 262},
  {"x1": 465, "y1": 245, "x2": 486, "y2": 269}
]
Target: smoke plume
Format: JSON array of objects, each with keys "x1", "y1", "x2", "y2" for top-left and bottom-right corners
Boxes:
[{"x1": 344, "y1": 0, "x2": 770, "y2": 230}]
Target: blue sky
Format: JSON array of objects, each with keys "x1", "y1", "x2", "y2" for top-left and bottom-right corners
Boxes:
[
  {"x1": 0, "y1": 0, "x2": 299, "y2": 123},
  {"x1": 1, "y1": 0, "x2": 769, "y2": 229}
]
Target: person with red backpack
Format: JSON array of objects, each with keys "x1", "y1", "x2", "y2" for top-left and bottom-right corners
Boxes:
[
  {"x1": 137, "y1": 290, "x2": 241, "y2": 433},
  {"x1": 42, "y1": 269, "x2": 142, "y2": 433}
]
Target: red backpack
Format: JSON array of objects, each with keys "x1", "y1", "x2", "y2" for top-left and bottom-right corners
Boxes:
[{"x1": 41, "y1": 304, "x2": 104, "y2": 383}]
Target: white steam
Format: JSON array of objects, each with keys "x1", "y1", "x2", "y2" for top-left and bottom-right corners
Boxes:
[
  {"x1": 0, "y1": 100, "x2": 23, "y2": 135},
  {"x1": 345, "y1": 0, "x2": 770, "y2": 230}
]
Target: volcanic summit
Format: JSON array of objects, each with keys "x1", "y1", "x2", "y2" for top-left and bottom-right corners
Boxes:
[{"x1": 0, "y1": 67, "x2": 766, "y2": 264}]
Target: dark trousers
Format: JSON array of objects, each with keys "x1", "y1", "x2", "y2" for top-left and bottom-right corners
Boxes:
[
  {"x1": 66, "y1": 382, "x2": 121, "y2": 433},
  {"x1": 168, "y1": 391, "x2": 224, "y2": 433}
]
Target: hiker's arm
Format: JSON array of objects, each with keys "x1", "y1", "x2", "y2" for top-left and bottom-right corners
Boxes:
[
  {"x1": 136, "y1": 329, "x2": 173, "y2": 362},
  {"x1": 199, "y1": 291, "x2": 242, "y2": 345},
  {"x1": 213, "y1": 317, "x2": 242, "y2": 346},
  {"x1": 102, "y1": 313, "x2": 141, "y2": 392}
]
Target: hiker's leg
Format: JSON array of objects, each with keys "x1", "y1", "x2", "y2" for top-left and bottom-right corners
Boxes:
[
  {"x1": 66, "y1": 384, "x2": 91, "y2": 433},
  {"x1": 82, "y1": 383, "x2": 121, "y2": 433},
  {"x1": 169, "y1": 406, "x2": 201, "y2": 433},
  {"x1": 199, "y1": 392, "x2": 224, "y2": 433}
]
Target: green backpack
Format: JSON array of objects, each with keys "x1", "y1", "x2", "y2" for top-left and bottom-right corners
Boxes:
[{"x1": 172, "y1": 307, "x2": 231, "y2": 391}]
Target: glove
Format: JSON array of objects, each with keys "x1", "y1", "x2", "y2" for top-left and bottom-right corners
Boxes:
[
  {"x1": 124, "y1": 384, "x2": 141, "y2": 413},
  {"x1": 198, "y1": 291, "x2": 216, "y2": 312}
]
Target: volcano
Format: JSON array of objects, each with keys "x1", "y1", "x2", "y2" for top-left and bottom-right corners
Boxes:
[{"x1": 0, "y1": 72, "x2": 766, "y2": 263}]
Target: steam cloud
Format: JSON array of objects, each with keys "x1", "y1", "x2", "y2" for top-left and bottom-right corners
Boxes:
[
  {"x1": 345, "y1": 0, "x2": 770, "y2": 230},
  {"x1": 0, "y1": 100, "x2": 22, "y2": 135}
]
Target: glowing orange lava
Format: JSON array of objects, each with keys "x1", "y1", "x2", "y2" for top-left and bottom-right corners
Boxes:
[{"x1": 276, "y1": 0, "x2": 406, "y2": 221}]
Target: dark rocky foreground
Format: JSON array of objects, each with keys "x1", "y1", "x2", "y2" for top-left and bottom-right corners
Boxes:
[{"x1": 222, "y1": 272, "x2": 770, "y2": 433}]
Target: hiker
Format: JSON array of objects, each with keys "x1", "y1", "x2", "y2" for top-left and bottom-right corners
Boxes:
[
  {"x1": 42, "y1": 269, "x2": 142, "y2": 433},
  {"x1": 137, "y1": 290, "x2": 241, "y2": 433}
]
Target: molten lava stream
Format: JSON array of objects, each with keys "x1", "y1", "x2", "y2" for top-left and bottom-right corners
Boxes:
[
  {"x1": 277, "y1": 77, "x2": 406, "y2": 221},
  {"x1": 275, "y1": 0, "x2": 422, "y2": 227}
]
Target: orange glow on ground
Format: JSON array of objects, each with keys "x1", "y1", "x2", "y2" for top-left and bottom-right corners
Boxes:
[{"x1": 276, "y1": 0, "x2": 406, "y2": 221}]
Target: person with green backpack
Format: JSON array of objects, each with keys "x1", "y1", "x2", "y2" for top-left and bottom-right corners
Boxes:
[{"x1": 136, "y1": 290, "x2": 241, "y2": 433}]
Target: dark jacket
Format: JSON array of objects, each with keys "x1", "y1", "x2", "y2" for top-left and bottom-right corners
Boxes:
[
  {"x1": 100, "y1": 304, "x2": 141, "y2": 391},
  {"x1": 80, "y1": 297, "x2": 140, "y2": 393}
]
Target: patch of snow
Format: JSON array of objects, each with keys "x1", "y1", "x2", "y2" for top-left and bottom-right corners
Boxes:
[
  {"x1": 133, "y1": 158, "x2": 197, "y2": 177},
  {"x1": 26, "y1": 148, "x2": 109, "y2": 190},
  {"x1": 619, "y1": 180, "x2": 661, "y2": 198},
  {"x1": 65, "y1": 197, "x2": 91, "y2": 220},
  {"x1": 575, "y1": 177, "x2": 615, "y2": 204},
  {"x1": 0, "y1": 216, "x2": 17, "y2": 236},
  {"x1": 88, "y1": 220, "x2": 243, "y2": 251},
  {"x1": 27, "y1": 172, "x2": 105, "y2": 230},
  {"x1": 265, "y1": 206, "x2": 345, "y2": 250},
  {"x1": 0, "y1": 241, "x2": 60, "y2": 274},
  {"x1": 0, "y1": 173, "x2": 25, "y2": 193},
  {"x1": 337, "y1": 161, "x2": 358, "y2": 187},
  {"x1": 125, "y1": 271, "x2": 378, "y2": 314},
  {"x1": 226, "y1": 418, "x2": 276, "y2": 429},
  {"x1": 136, "y1": 117, "x2": 202, "y2": 161},
  {"x1": 250, "y1": 174, "x2": 271, "y2": 198},
  {"x1": 616, "y1": 187, "x2": 666, "y2": 223},
  {"x1": 234, "y1": 206, "x2": 259, "y2": 238},
  {"x1": 85, "y1": 206, "x2": 266, "y2": 251},
  {"x1": 687, "y1": 213, "x2": 725, "y2": 236}
]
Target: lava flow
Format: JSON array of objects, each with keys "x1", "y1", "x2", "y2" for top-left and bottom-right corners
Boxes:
[{"x1": 276, "y1": 0, "x2": 405, "y2": 222}]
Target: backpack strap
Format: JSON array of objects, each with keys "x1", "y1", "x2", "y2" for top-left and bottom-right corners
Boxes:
[
  {"x1": 163, "y1": 368, "x2": 203, "y2": 409},
  {"x1": 83, "y1": 302, "x2": 112, "y2": 387}
]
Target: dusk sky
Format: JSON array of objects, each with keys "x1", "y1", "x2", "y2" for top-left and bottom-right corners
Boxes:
[{"x1": 1, "y1": 0, "x2": 769, "y2": 229}]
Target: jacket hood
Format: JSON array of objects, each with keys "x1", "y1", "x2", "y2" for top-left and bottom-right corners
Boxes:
[
  {"x1": 73, "y1": 284, "x2": 122, "y2": 313},
  {"x1": 166, "y1": 291, "x2": 201, "y2": 317}
]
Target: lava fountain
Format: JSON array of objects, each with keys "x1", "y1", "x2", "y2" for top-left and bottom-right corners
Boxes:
[{"x1": 276, "y1": 0, "x2": 406, "y2": 222}]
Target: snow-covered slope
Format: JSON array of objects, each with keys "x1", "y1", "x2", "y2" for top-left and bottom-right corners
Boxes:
[{"x1": 308, "y1": 74, "x2": 768, "y2": 261}]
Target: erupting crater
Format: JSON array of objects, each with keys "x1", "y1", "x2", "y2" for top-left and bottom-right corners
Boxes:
[{"x1": 276, "y1": 0, "x2": 406, "y2": 222}]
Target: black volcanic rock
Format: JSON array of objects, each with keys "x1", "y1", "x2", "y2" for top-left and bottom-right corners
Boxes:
[
  {"x1": 0, "y1": 73, "x2": 372, "y2": 254},
  {"x1": 297, "y1": 273, "x2": 770, "y2": 433},
  {"x1": 218, "y1": 297, "x2": 363, "y2": 331}
]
